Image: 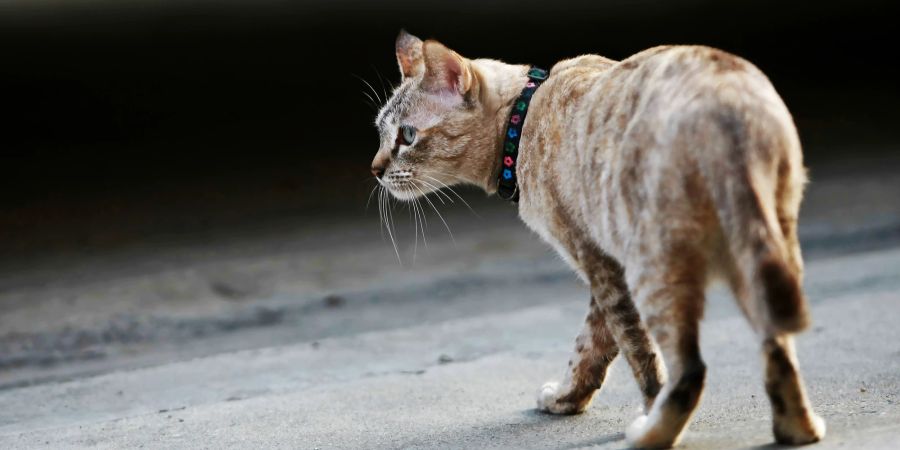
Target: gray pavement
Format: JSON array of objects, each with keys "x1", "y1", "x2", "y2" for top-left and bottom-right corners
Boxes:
[
  {"x1": 1, "y1": 154, "x2": 899, "y2": 448},
  {"x1": 1, "y1": 247, "x2": 899, "y2": 449}
]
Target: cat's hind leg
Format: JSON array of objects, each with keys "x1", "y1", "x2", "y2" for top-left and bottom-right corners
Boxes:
[
  {"x1": 725, "y1": 173, "x2": 824, "y2": 444},
  {"x1": 625, "y1": 254, "x2": 707, "y2": 449},
  {"x1": 759, "y1": 167, "x2": 825, "y2": 444},
  {"x1": 537, "y1": 295, "x2": 619, "y2": 414},
  {"x1": 762, "y1": 334, "x2": 825, "y2": 444}
]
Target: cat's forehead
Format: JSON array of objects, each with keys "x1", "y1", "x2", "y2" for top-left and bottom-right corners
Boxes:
[{"x1": 376, "y1": 82, "x2": 416, "y2": 132}]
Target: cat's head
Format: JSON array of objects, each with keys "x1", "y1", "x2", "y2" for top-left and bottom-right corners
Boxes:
[{"x1": 371, "y1": 31, "x2": 513, "y2": 201}]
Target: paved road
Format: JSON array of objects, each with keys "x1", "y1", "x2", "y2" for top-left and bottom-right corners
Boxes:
[
  {"x1": 1, "y1": 155, "x2": 899, "y2": 448},
  {"x1": 1, "y1": 244, "x2": 899, "y2": 448}
]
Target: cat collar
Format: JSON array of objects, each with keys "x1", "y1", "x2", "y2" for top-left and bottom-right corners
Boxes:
[{"x1": 497, "y1": 67, "x2": 549, "y2": 203}]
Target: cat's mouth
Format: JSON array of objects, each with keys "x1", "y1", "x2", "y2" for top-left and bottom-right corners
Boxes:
[{"x1": 379, "y1": 170, "x2": 439, "y2": 201}]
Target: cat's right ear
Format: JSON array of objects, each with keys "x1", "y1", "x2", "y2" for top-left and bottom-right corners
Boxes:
[{"x1": 396, "y1": 30, "x2": 424, "y2": 79}]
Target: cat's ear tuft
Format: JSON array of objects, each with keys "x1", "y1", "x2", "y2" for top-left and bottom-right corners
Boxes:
[
  {"x1": 421, "y1": 40, "x2": 474, "y2": 96},
  {"x1": 396, "y1": 29, "x2": 424, "y2": 79}
]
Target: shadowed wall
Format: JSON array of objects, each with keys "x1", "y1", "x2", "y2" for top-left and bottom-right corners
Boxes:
[{"x1": 1, "y1": 0, "x2": 896, "y2": 259}]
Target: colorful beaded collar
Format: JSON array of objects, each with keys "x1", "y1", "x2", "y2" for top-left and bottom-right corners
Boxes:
[{"x1": 497, "y1": 67, "x2": 549, "y2": 203}]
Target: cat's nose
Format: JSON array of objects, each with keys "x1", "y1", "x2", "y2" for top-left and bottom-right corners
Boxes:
[{"x1": 371, "y1": 153, "x2": 390, "y2": 179}]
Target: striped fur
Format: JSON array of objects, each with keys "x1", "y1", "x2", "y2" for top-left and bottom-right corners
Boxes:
[{"x1": 372, "y1": 31, "x2": 824, "y2": 448}]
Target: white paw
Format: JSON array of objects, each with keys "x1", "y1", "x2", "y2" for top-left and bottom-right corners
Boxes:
[
  {"x1": 536, "y1": 382, "x2": 562, "y2": 412},
  {"x1": 775, "y1": 413, "x2": 826, "y2": 445},
  {"x1": 535, "y1": 381, "x2": 586, "y2": 415},
  {"x1": 625, "y1": 415, "x2": 650, "y2": 445},
  {"x1": 812, "y1": 414, "x2": 827, "y2": 438},
  {"x1": 626, "y1": 414, "x2": 680, "y2": 449}
]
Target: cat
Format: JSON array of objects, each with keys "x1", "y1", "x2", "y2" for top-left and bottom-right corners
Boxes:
[{"x1": 370, "y1": 30, "x2": 825, "y2": 448}]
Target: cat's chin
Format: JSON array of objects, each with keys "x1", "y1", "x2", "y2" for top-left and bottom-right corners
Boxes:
[{"x1": 385, "y1": 185, "x2": 426, "y2": 201}]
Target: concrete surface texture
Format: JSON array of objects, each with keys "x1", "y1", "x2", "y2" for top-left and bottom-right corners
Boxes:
[{"x1": 1, "y1": 154, "x2": 899, "y2": 448}]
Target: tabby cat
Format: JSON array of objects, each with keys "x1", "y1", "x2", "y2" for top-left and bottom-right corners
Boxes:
[{"x1": 369, "y1": 30, "x2": 825, "y2": 448}]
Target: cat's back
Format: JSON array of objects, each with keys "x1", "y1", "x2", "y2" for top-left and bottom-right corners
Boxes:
[
  {"x1": 521, "y1": 45, "x2": 801, "y2": 259},
  {"x1": 527, "y1": 45, "x2": 788, "y2": 180},
  {"x1": 535, "y1": 45, "x2": 784, "y2": 154},
  {"x1": 579, "y1": 45, "x2": 788, "y2": 146}
]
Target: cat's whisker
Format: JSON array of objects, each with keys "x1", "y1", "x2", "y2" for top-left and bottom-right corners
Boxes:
[
  {"x1": 380, "y1": 185, "x2": 402, "y2": 264},
  {"x1": 423, "y1": 174, "x2": 464, "y2": 202},
  {"x1": 416, "y1": 179, "x2": 453, "y2": 205},
  {"x1": 424, "y1": 174, "x2": 480, "y2": 218},
  {"x1": 413, "y1": 180, "x2": 455, "y2": 243},
  {"x1": 406, "y1": 186, "x2": 420, "y2": 262},
  {"x1": 409, "y1": 185, "x2": 428, "y2": 249},
  {"x1": 429, "y1": 186, "x2": 455, "y2": 205},
  {"x1": 371, "y1": 64, "x2": 390, "y2": 106},
  {"x1": 351, "y1": 73, "x2": 383, "y2": 105},
  {"x1": 374, "y1": 186, "x2": 383, "y2": 233},
  {"x1": 412, "y1": 178, "x2": 446, "y2": 205},
  {"x1": 385, "y1": 189, "x2": 403, "y2": 266},
  {"x1": 425, "y1": 170, "x2": 469, "y2": 184},
  {"x1": 355, "y1": 84, "x2": 379, "y2": 111},
  {"x1": 365, "y1": 183, "x2": 379, "y2": 211},
  {"x1": 421, "y1": 170, "x2": 466, "y2": 186},
  {"x1": 410, "y1": 184, "x2": 429, "y2": 231},
  {"x1": 360, "y1": 97, "x2": 378, "y2": 112},
  {"x1": 376, "y1": 186, "x2": 384, "y2": 240},
  {"x1": 414, "y1": 190, "x2": 427, "y2": 249},
  {"x1": 379, "y1": 186, "x2": 388, "y2": 239}
]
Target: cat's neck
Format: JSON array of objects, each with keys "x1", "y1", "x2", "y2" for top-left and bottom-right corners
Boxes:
[{"x1": 469, "y1": 59, "x2": 531, "y2": 194}]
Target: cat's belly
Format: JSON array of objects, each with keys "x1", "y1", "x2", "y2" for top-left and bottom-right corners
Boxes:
[{"x1": 517, "y1": 206, "x2": 593, "y2": 284}]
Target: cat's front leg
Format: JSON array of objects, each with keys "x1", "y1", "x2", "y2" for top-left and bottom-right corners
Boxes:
[
  {"x1": 537, "y1": 295, "x2": 619, "y2": 414},
  {"x1": 538, "y1": 274, "x2": 666, "y2": 415},
  {"x1": 537, "y1": 246, "x2": 665, "y2": 415}
]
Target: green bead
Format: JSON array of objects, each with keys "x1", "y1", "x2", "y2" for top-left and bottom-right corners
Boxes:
[{"x1": 528, "y1": 68, "x2": 547, "y2": 79}]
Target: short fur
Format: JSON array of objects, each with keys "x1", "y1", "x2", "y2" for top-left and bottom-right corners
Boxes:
[{"x1": 370, "y1": 31, "x2": 824, "y2": 448}]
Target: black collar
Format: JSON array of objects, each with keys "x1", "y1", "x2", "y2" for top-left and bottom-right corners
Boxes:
[{"x1": 497, "y1": 67, "x2": 549, "y2": 203}]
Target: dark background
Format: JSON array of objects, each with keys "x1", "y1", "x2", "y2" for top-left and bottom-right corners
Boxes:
[{"x1": 1, "y1": 0, "x2": 896, "y2": 260}]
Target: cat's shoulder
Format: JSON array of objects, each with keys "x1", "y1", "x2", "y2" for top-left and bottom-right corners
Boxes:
[{"x1": 549, "y1": 54, "x2": 616, "y2": 75}]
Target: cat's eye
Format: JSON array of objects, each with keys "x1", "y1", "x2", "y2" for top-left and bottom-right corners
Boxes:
[{"x1": 398, "y1": 125, "x2": 417, "y2": 146}]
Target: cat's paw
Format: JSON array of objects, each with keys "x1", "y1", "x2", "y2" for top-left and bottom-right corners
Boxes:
[
  {"x1": 536, "y1": 381, "x2": 589, "y2": 415},
  {"x1": 626, "y1": 414, "x2": 679, "y2": 449},
  {"x1": 625, "y1": 415, "x2": 653, "y2": 448},
  {"x1": 774, "y1": 412, "x2": 826, "y2": 445}
]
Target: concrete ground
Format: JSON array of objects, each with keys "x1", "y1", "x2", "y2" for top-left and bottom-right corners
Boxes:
[{"x1": 1, "y1": 153, "x2": 899, "y2": 448}]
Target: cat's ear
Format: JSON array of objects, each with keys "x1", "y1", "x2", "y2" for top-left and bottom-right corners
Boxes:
[
  {"x1": 420, "y1": 40, "x2": 474, "y2": 96},
  {"x1": 396, "y1": 30, "x2": 424, "y2": 79}
]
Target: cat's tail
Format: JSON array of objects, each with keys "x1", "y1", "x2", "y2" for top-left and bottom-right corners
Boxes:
[
  {"x1": 717, "y1": 168, "x2": 809, "y2": 335},
  {"x1": 706, "y1": 107, "x2": 810, "y2": 335}
]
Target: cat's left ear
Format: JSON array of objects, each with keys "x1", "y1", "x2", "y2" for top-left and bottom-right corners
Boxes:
[
  {"x1": 421, "y1": 40, "x2": 474, "y2": 97},
  {"x1": 396, "y1": 30, "x2": 424, "y2": 79}
]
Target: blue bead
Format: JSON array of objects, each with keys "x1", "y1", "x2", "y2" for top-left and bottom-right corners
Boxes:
[{"x1": 503, "y1": 169, "x2": 513, "y2": 179}]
